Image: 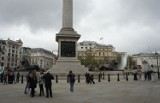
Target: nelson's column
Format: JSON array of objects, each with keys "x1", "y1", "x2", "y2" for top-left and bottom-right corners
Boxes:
[{"x1": 51, "y1": 0, "x2": 88, "y2": 74}]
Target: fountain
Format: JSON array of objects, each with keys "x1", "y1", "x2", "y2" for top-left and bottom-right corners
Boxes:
[{"x1": 118, "y1": 53, "x2": 128, "y2": 70}]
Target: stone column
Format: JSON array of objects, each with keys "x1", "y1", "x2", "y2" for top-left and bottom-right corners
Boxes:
[
  {"x1": 62, "y1": 0, "x2": 73, "y2": 30},
  {"x1": 51, "y1": 0, "x2": 88, "y2": 74}
]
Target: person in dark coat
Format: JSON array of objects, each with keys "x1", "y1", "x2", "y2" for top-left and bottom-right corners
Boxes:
[
  {"x1": 67, "y1": 70, "x2": 75, "y2": 92},
  {"x1": 90, "y1": 74, "x2": 95, "y2": 84},
  {"x1": 43, "y1": 70, "x2": 54, "y2": 98},
  {"x1": 28, "y1": 70, "x2": 37, "y2": 97},
  {"x1": 85, "y1": 72, "x2": 90, "y2": 84},
  {"x1": 24, "y1": 71, "x2": 31, "y2": 94}
]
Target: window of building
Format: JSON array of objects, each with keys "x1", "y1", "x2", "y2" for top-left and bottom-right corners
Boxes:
[
  {"x1": 1, "y1": 63, "x2": 4, "y2": 66},
  {"x1": 81, "y1": 47, "x2": 83, "y2": 49},
  {"x1": 12, "y1": 50, "x2": 15, "y2": 53},
  {"x1": 12, "y1": 45, "x2": 15, "y2": 49},
  {"x1": 1, "y1": 57, "x2": 4, "y2": 60}
]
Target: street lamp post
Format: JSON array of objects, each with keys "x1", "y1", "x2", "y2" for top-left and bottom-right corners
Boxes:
[{"x1": 155, "y1": 53, "x2": 159, "y2": 79}]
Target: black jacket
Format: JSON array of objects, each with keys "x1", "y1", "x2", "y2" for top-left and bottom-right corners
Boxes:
[
  {"x1": 67, "y1": 73, "x2": 75, "y2": 83},
  {"x1": 43, "y1": 73, "x2": 54, "y2": 85},
  {"x1": 28, "y1": 76, "x2": 37, "y2": 88}
]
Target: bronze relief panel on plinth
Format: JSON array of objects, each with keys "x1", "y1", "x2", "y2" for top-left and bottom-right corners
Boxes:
[{"x1": 61, "y1": 41, "x2": 75, "y2": 57}]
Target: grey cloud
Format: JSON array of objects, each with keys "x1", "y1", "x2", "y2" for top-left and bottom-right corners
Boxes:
[
  {"x1": 119, "y1": 0, "x2": 160, "y2": 26},
  {"x1": 0, "y1": 0, "x2": 62, "y2": 32},
  {"x1": 74, "y1": 0, "x2": 94, "y2": 24},
  {"x1": 0, "y1": 0, "x2": 93, "y2": 33},
  {"x1": 0, "y1": 0, "x2": 160, "y2": 54},
  {"x1": 76, "y1": 0, "x2": 160, "y2": 54}
]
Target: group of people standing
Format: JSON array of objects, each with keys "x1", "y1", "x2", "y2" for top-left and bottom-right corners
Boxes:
[
  {"x1": 24, "y1": 70, "x2": 54, "y2": 98},
  {"x1": 132, "y1": 65, "x2": 158, "y2": 81},
  {"x1": 0, "y1": 71, "x2": 20, "y2": 84},
  {"x1": 24, "y1": 70, "x2": 76, "y2": 98}
]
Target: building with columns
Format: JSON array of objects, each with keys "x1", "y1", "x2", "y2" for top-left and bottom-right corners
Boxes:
[
  {"x1": 77, "y1": 41, "x2": 127, "y2": 70},
  {"x1": 77, "y1": 41, "x2": 125, "y2": 68}
]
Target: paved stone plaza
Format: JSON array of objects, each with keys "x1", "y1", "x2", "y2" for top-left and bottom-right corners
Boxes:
[{"x1": 0, "y1": 79, "x2": 160, "y2": 103}]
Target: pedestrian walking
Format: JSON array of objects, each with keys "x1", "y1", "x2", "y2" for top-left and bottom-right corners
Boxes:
[
  {"x1": 43, "y1": 70, "x2": 54, "y2": 98},
  {"x1": 133, "y1": 66, "x2": 138, "y2": 80},
  {"x1": 85, "y1": 72, "x2": 90, "y2": 84},
  {"x1": 67, "y1": 70, "x2": 75, "y2": 92},
  {"x1": 90, "y1": 74, "x2": 95, "y2": 84}
]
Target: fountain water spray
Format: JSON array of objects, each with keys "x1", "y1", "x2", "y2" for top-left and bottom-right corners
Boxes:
[{"x1": 119, "y1": 53, "x2": 127, "y2": 70}]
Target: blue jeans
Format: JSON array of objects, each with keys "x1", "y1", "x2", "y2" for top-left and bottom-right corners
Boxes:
[{"x1": 70, "y1": 83, "x2": 74, "y2": 92}]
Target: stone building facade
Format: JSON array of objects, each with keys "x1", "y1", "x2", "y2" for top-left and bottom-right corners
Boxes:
[
  {"x1": 77, "y1": 41, "x2": 123, "y2": 62},
  {"x1": 132, "y1": 53, "x2": 160, "y2": 68},
  {"x1": 30, "y1": 48, "x2": 56, "y2": 70},
  {"x1": 0, "y1": 39, "x2": 56, "y2": 71},
  {"x1": 0, "y1": 39, "x2": 23, "y2": 68}
]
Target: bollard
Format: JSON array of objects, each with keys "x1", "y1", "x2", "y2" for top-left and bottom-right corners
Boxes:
[
  {"x1": 117, "y1": 73, "x2": 120, "y2": 81},
  {"x1": 56, "y1": 75, "x2": 58, "y2": 83},
  {"x1": 158, "y1": 72, "x2": 160, "y2": 79},
  {"x1": 108, "y1": 74, "x2": 110, "y2": 82},
  {"x1": 126, "y1": 73, "x2": 128, "y2": 81},
  {"x1": 78, "y1": 75, "x2": 80, "y2": 83},
  {"x1": 103, "y1": 72, "x2": 105, "y2": 79},
  {"x1": 21, "y1": 75, "x2": 23, "y2": 84},
  {"x1": 98, "y1": 74, "x2": 101, "y2": 82}
]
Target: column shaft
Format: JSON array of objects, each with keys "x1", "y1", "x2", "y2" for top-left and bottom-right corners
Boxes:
[{"x1": 62, "y1": 0, "x2": 73, "y2": 28}]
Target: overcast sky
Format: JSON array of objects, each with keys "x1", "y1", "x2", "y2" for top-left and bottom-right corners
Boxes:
[{"x1": 0, "y1": 0, "x2": 160, "y2": 55}]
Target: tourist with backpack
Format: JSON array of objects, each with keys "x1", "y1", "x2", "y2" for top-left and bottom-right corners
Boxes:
[{"x1": 67, "y1": 70, "x2": 75, "y2": 92}]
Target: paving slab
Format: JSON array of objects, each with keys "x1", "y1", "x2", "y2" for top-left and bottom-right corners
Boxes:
[{"x1": 0, "y1": 79, "x2": 160, "y2": 103}]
